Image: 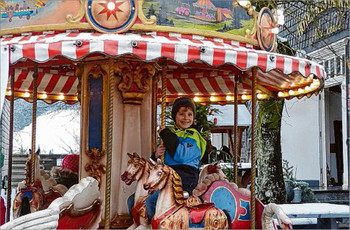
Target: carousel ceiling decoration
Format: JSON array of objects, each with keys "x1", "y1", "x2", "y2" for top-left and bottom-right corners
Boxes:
[
  {"x1": 84, "y1": 0, "x2": 138, "y2": 33},
  {"x1": 2, "y1": 32, "x2": 324, "y2": 104},
  {"x1": 1, "y1": 0, "x2": 325, "y2": 104}
]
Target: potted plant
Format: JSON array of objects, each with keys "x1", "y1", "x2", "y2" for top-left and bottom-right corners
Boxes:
[{"x1": 283, "y1": 160, "x2": 318, "y2": 203}]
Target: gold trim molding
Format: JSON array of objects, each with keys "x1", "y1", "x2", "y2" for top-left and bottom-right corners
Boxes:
[
  {"x1": 66, "y1": 0, "x2": 85, "y2": 23},
  {"x1": 115, "y1": 61, "x2": 156, "y2": 104},
  {"x1": 85, "y1": 147, "x2": 106, "y2": 186},
  {"x1": 137, "y1": 0, "x2": 157, "y2": 25},
  {"x1": 88, "y1": 64, "x2": 107, "y2": 79},
  {"x1": 99, "y1": 214, "x2": 132, "y2": 229}
]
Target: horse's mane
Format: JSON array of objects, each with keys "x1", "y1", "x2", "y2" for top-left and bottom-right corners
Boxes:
[
  {"x1": 24, "y1": 151, "x2": 40, "y2": 184},
  {"x1": 144, "y1": 159, "x2": 152, "y2": 173},
  {"x1": 51, "y1": 167, "x2": 78, "y2": 189},
  {"x1": 169, "y1": 167, "x2": 185, "y2": 205}
]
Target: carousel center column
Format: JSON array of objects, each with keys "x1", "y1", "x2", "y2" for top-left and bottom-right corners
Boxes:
[
  {"x1": 79, "y1": 60, "x2": 156, "y2": 228},
  {"x1": 79, "y1": 63, "x2": 109, "y2": 227},
  {"x1": 111, "y1": 60, "x2": 156, "y2": 228}
]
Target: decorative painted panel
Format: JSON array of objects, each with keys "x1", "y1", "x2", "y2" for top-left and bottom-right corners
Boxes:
[
  {"x1": 1, "y1": 0, "x2": 256, "y2": 45},
  {"x1": 140, "y1": 0, "x2": 253, "y2": 36},
  {"x1": 0, "y1": 0, "x2": 81, "y2": 29},
  {"x1": 88, "y1": 74, "x2": 103, "y2": 150}
]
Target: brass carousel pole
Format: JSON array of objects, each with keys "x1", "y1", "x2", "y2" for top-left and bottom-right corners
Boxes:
[
  {"x1": 160, "y1": 64, "x2": 167, "y2": 162},
  {"x1": 104, "y1": 58, "x2": 115, "y2": 229},
  {"x1": 250, "y1": 67, "x2": 257, "y2": 229},
  {"x1": 233, "y1": 75, "x2": 239, "y2": 184},
  {"x1": 161, "y1": 66, "x2": 167, "y2": 127},
  {"x1": 6, "y1": 71, "x2": 15, "y2": 222},
  {"x1": 31, "y1": 63, "x2": 38, "y2": 184}
]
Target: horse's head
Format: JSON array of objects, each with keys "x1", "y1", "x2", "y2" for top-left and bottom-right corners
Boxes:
[
  {"x1": 143, "y1": 159, "x2": 170, "y2": 194},
  {"x1": 13, "y1": 185, "x2": 45, "y2": 219},
  {"x1": 121, "y1": 152, "x2": 146, "y2": 185},
  {"x1": 199, "y1": 160, "x2": 227, "y2": 184}
]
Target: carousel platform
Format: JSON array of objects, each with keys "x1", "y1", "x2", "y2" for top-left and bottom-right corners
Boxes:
[{"x1": 277, "y1": 203, "x2": 350, "y2": 229}]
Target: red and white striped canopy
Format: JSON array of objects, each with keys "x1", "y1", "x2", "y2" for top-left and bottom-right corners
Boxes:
[{"x1": 1, "y1": 32, "x2": 326, "y2": 103}]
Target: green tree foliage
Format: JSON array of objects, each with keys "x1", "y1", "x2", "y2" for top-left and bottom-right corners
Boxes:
[
  {"x1": 195, "y1": 104, "x2": 220, "y2": 139},
  {"x1": 164, "y1": 103, "x2": 219, "y2": 139}
]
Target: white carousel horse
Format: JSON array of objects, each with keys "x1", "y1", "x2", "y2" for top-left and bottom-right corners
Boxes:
[
  {"x1": 120, "y1": 152, "x2": 153, "y2": 230},
  {"x1": 143, "y1": 159, "x2": 229, "y2": 229},
  {"x1": 13, "y1": 150, "x2": 68, "y2": 218},
  {"x1": 262, "y1": 203, "x2": 293, "y2": 230},
  {"x1": 2, "y1": 177, "x2": 102, "y2": 230}
]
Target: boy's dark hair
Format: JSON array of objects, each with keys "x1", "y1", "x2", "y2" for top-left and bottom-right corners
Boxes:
[{"x1": 171, "y1": 97, "x2": 196, "y2": 121}]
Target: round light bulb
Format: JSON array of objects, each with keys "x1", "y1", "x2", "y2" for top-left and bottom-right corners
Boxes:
[
  {"x1": 41, "y1": 93, "x2": 48, "y2": 99},
  {"x1": 298, "y1": 88, "x2": 304, "y2": 94},
  {"x1": 257, "y1": 93, "x2": 263, "y2": 99},
  {"x1": 58, "y1": 94, "x2": 65, "y2": 100},
  {"x1": 288, "y1": 90, "x2": 295, "y2": 95},
  {"x1": 277, "y1": 9, "x2": 284, "y2": 16},
  {"x1": 6, "y1": 90, "x2": 12, "y2": 96},
  {"x1": 238, "y1": 0, "x2": 249, "y2": 7},
  {"x1": 271, "y1": 27, "x2": 279, "y2": 34},
  {"x1": 209, "y1": 96, "x2": 216, "y2": 102},
  {"x1": 107, "y1": 2, "x2": 115, "y2": 10},
  {"x1": 310, "y1": 83, "x2": 317, "y2": 89},
  {"x1": 193, "y1": 96, "x2": 200, "y2": 102},
  {"x1": 226, "y1": 95, "x2": 233, "y2": 101},
  {"x1": 24, "y1": 92, "x2": 30, "y2": 97},
  {"x1": 278, "y1": 92, "x2": 285, "y2": 97},
  {"x1": 241, "y1": 95, "x2": 248, "y2": 100},
  {"x1": 305, "y1": 86, "x2": 311, "y2": 91}
]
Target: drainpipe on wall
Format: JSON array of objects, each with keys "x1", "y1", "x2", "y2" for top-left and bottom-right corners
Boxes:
[{"x1": 345, "y1": 39, "x2": 350, "y2": 189}]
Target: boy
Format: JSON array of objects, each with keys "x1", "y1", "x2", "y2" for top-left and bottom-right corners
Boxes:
[
  {"x1": 127, "y1": 97, "x2": 206, "y2": 221},
  {"x1": 153, "y1": 97, "x2": 207, "y2": 193}
]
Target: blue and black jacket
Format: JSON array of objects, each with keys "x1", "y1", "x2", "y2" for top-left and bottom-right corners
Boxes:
[{"x1": 152, "y1": 126, "x2": 207, "y2": 194}]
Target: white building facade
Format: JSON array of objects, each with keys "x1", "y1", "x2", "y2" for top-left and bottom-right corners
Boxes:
[{"x1": 280, "y1": 1, "x2": 349, "y2": 189}]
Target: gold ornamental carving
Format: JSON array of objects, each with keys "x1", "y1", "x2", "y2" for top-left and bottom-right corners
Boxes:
[
  {"x1": 115, "y1": 61, "x2": 156, "y2": 104},
  {"x1": 99, "y1": 214, "x2": 132, "y2": 229},
  {"x1": 137, "y1": 0, "x2": 157, "y2": 25},
  {"x1": 66, "y1": 0, "x2": 85, "y2": 23},
  {"x1": 88, "y1": 64, "x2": 107, "y2": 79},
  {"x1": 85, "y1": 148, "x2": 106, "y2": 186}
]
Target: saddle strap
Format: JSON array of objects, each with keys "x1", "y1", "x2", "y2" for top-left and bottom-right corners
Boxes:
[
  {"x1": 131, "y1": 197, "x2": 147, "y2": 226},
  {"x1": 151, "y1": 205, "x2": 183, "y2": 229}
]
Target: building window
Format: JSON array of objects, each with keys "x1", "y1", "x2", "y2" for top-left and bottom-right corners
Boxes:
[
  {"x1": 342, "y1": 54, "x2": 346, "y2": 75},
  {"x1": 324, "y1": 60, "x2": 329, "y2": 74},
  {"x1": 329, "y1": 58, "x2": 334, "y2": 76},
  {"x1": 336, "y1": 56, "x2": 341, "y2": 75}
]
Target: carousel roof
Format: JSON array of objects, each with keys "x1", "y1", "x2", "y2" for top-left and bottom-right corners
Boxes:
[{"x1": 1, "y1": 31, "x2": 325, "y2": 104}]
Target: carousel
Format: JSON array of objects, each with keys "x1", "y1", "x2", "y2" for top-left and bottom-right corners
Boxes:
[{"x1": 0, "y1": 0, "x2": 326, "y2": 229}]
